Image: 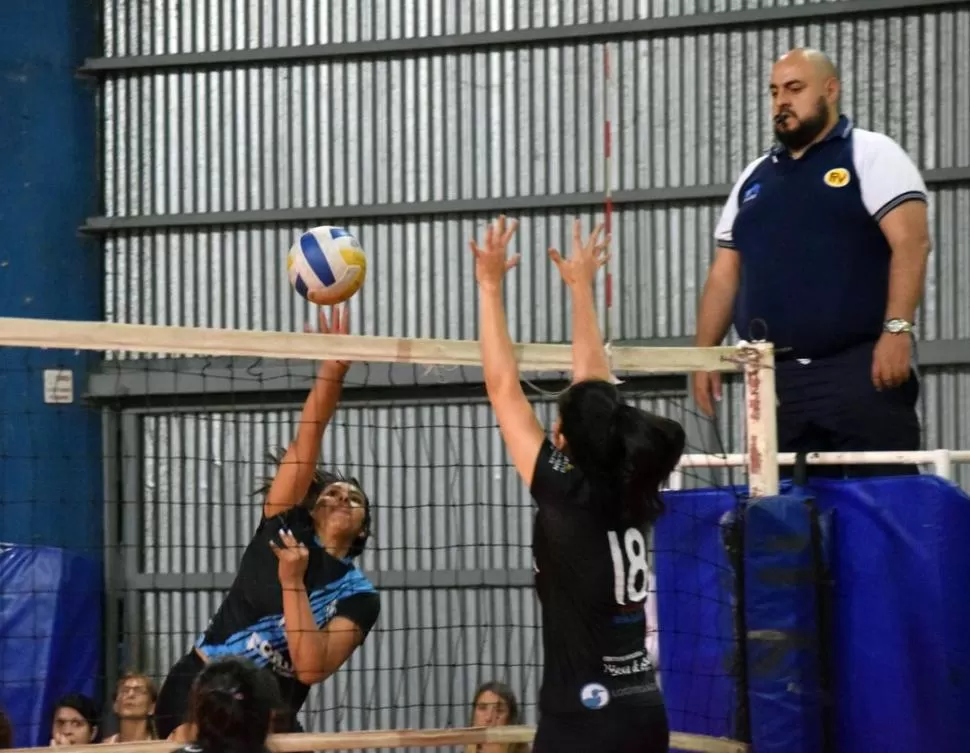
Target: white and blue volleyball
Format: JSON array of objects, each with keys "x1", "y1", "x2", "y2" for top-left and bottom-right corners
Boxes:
[{"x1": 287, "y1": 226, "x2": 367, "y2": 305}]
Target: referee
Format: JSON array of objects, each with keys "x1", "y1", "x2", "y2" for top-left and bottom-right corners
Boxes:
[{"x1": 693, "y1": 48, "x2": 932, "y2": 478}]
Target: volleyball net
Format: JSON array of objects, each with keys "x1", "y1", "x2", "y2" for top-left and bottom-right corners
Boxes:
[{"x1": 1, "y1": 315, "x2": 772, "y2": 753}]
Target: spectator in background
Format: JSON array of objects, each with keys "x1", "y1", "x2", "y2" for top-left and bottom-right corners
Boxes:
[
  {"x1": 171, "y1": 658, "x2": 274, "y2": 753},
  {"x1": 693, "y1": 47, "x2": 931, "y2": 478},
  {"x1": 464, "y1": 681, "x2": 529, "y2": 753},
  {"x1": 103, "y1": 672, "x2": 158, "y2": 743},
  {"x1": 0, "y1": 707, "x2": 12, "y2": 749},
  {"x1": 50, "y1": 694, "x2": 100, "y2": 746}
]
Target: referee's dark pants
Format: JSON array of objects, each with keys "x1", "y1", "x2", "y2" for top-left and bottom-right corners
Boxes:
[{"x1": 775, "y1": 340, "x2": 921, "y2": 479}]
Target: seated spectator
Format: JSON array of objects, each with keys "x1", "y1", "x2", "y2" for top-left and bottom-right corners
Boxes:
[
  {"x1": 50, "y1": 694, "x2": 100, "y2": 746},
  {"x1": 464, "y1": 681, "x2": 528, "y2": 753},
  {"x1": 172, "y1": 657, "x2": 274, "y2": 753},
  {"x1": 0, "y1": 707, "x2": 12, "y2": 749},
  {"x1": 103, "y1": 672, "x2": 158, "y2": 743}
]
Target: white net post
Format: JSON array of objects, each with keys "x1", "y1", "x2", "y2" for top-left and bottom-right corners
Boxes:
[{"x1": 740, "y1": 342, "x2": 779, "y2": 498}]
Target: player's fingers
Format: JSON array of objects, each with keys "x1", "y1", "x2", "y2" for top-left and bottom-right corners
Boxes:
[
  {"x1": 502, "y1": 218, "x2": 519, "y2": 244},
  {"x1": 598, "y1": 252, "x2": 612, "y2": 268},
  {"x1": 585, "y1": 223, "x2": 604, "y2": 251},
  {"x1": 341, "y1": 304, "x2": 350, "y2": 334},
  {"x1": 318, "y1": 306, "x2": 330, "y2": 333},
  {"x1": 469, "y1": 241, "x2": 481, "y2": 259},
  {"x1": 548, "y1": 248, "x2": 563, "y2": 268},
  {"x1": 572, "y1": 218, "x2": 582, "y2": 248},
  {"x1": 505, "y1": 254, "x2": 521, "y2": 271}
]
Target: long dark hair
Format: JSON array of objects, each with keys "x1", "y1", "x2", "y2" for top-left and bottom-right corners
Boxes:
[
  {"x1": 188, "y1": 658, "x2": 274, "y2": 753},
  {"x1": 557, "y1": 379, "x2": 686, "y2": 525},
  {"x1": 258, "y1": 450, "x2": 372, "y2": 559},
  {"x1": 466, "y1": 681, "x2": 528, "y2": 753}
]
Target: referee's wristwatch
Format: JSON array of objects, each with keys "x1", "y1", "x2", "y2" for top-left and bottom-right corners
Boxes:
[{"x1": 883, "y1": 318, "x2": 914, "y2": 335}]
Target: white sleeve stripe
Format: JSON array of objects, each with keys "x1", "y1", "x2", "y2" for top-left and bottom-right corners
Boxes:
[
  {"x1": 715, "y1": 238, "x2": 737, "y2": 249},
  {"x1": 872, "y1": 191, "x2": 928, "y2": 222}
]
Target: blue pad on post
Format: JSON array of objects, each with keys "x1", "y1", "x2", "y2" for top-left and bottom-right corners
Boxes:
[{"x1": 744, "y1": 493, "x2": 829, "y2": 753}]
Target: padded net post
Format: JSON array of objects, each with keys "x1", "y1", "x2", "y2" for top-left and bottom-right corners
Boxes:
[
  {"x1": 740, "y1": 342, "x2": 779, "y2": 499},
  {"x1": 0, "y1": 317, "x2": 761, "y2": 753}
]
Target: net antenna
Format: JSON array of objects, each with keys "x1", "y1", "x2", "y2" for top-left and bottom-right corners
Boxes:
[{"x1": 0, "y1": 316, "x2": 774, "y2": 753}]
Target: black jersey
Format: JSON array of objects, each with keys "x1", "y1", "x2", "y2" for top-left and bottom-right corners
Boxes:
[
  {"x1": 530, "y1": 440, "x2": 663, "y2": 715},
  {"x1": 196, "y1": 505, "x2": 380, "y2": 715}
]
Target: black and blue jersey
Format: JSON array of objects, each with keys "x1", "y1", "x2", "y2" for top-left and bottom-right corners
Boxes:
[
  {"x1": 530, "y1": 440, "x2": 663, "y2": 716},
  {"x1": 195, "y1": 505, "x2": 380, "y2": 714}
]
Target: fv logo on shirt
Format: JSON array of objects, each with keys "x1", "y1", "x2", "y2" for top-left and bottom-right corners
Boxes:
[{"x1": 824, "y1": 167, "x2": 851, "y2": 187}]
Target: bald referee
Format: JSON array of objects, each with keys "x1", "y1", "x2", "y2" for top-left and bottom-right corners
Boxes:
[{"x1": 694, "y1": 48, "x2": 932, "y2": 478}]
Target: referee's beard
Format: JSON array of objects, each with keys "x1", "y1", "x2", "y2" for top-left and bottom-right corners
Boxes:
[{"x1": 774, "y1": 95, "x2": 830, "y2": 152}]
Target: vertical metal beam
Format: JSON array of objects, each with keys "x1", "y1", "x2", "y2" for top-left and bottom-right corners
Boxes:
[
  {"x1": 120, "y1": 411, "x2": 145, "y2": 669},
  {"x1": 101, "y1": 408, "x2": 121, "y2": 708}
]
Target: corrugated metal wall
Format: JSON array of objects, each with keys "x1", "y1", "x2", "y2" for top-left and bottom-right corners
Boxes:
[{"x1": 98, "y1": 0, "x2": 970, "y2": 742}]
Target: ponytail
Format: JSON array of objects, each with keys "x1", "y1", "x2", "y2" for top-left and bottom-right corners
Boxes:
[{"x1": 609, "y1": 405, "x2": 686, "y2": 526}]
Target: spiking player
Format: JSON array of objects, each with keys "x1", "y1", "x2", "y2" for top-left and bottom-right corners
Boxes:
[
  {"x1": 471, "y1": 217, "x2": 685, "y2": 753},
  {"x1": 154, "y1": 306, "x2": 380, "y2": 740}
]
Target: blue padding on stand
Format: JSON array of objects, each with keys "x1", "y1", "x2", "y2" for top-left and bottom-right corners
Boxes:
[
  {"x1": 654, "y1": 488, "x2": 742, "y2": 742},
  {"x1": 744, "y1": 493, "x2": 827, "y2": 753},
  {"x1": 0, "y1": 544, "x2": 102, "y2": 747}
]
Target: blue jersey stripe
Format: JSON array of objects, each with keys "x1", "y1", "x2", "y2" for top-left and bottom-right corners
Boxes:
[
  {"x1": 198, "y1": 569, "x2": 376, "y2": 657},
  {"x1": 300, "y1": 232, "x2": 336, "y2": 286}
]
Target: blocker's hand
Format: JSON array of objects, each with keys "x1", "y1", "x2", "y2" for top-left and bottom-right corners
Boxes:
[
  {"x1": 270, "y1": 528, "x2": 310, "y2": 589},
  {"x1": 548, "y1": 219, "x2": 610, "y2": 289},
  {"x1": 470, "y1": 215, "x2": 520, "y2": 291}
]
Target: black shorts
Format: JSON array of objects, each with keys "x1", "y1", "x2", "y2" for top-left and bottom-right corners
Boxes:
[
  {"x1": 775, "y1": 341, "x2": 921, "y2": 478},
  {"x1": 154, "y1": 651, "x2": 305, "y2": 740},
  {"x1": 532, "y1": 703, "x2": 669, "y2": 753}
]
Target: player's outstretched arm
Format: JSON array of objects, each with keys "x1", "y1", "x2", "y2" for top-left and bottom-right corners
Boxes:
[
  {"x1": 471, "y1": 216, "x2": 545, "y2": 488},
  {"x1": 263, "y1": 306, "x2": 351, "y2": 519},
  {"x1": 549, "y1": 219, "x2": 612, "y2": 384}
]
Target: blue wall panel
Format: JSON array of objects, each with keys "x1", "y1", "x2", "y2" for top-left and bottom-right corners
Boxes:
[{"x1": 0, "y1": 0, "x2": 102, "y2": 552}]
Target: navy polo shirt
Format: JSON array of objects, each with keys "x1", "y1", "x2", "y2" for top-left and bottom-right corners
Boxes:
[{"x1": 714, "y1": 116, "x2": 928, "y2": 358}]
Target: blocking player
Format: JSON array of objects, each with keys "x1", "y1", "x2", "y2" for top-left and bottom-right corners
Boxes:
[
  {"x1": 471, "y1": 217, "x2": 685, "y2": 753},
  {"x1": 154, "y1": 306, "x2": 380, "y2": 740}
]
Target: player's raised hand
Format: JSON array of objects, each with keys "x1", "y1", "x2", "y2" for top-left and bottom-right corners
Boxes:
[
  {"x1": 309, "y1": 305, "x2": 351, "y2": 374},
  {"x1": 270, "y1": 528, "x2": 310, "y2": 589},
  {"x1": 549, "y1": 219, "x2": 610, "y2": 289},
  {"x1": 470, "y1": 215, "x2": 520, "y2": 291}
]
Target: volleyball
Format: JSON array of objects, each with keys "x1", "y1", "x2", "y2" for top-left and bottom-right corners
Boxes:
[{"x1": 287, "y1": 226, "x2": 367, "y2": 305}]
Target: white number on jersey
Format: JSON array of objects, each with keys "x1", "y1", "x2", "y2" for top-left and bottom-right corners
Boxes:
[{"x1": 607, "y1": 528, "x2": 649, "y2": 605}]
